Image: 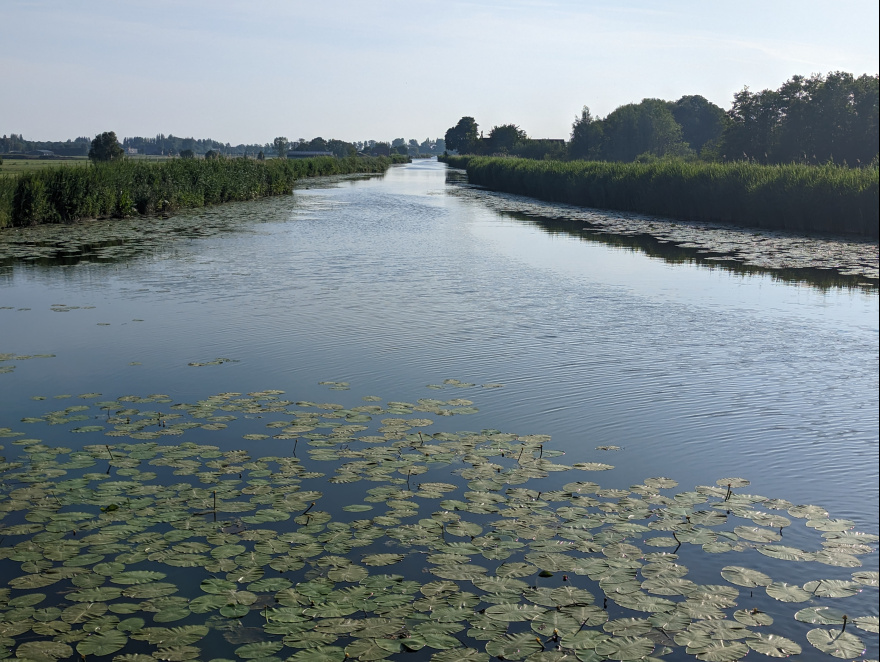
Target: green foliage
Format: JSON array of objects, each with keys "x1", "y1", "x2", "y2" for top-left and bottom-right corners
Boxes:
[
  {"x1": 2, "y1": 156, "x2": 394, "y2": 227},
  {"x1": 445, "y1": 116, "x2": 479, "y2": 154},
  {"x1": 88, "y1": 131, "x2": 125, "y2": 163},
  {"x1": 599, "y1": 99, "x2": 692, "y2": 161},
  {"x1": 569, "y1": 106, "x2": 603, "y2": 160},
  {"x1": 273, "y1": 136, "x2": 289, "y2": 158},
  {"x1": 487, "y1": 124, "x2": 527, "y2": 154},
  {"x1": 720, "y1": 72, "x2": 879, "y2": 165},
  {"x1": 669, "y1": 95, "x2": 728, "y2": 154},
  {"x1": 179, "y1": 149, "x2": 195, "y2": 159},
  {"x1": 440, "y1": 155, "x2": 879, "y2": 238},
  {"x1": 0, "y1": 176, "x2": 15, "y2": 228}
]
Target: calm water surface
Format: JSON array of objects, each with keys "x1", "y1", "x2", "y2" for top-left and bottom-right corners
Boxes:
[
  {"x1": 3, "y1": 160, "x2": 876, "y2": 525},
  {"x1": 1, "y1": 159, "x2": 877, "y2": 656}
]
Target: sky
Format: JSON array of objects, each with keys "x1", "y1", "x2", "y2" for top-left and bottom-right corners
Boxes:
[{"x1": 2, "y1": 0, "x2": 878, "y2": 145}]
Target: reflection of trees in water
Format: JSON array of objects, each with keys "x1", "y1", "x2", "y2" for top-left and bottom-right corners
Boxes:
[{"x1": 513, "y1": 211, "x2": 875, "y2": 292}]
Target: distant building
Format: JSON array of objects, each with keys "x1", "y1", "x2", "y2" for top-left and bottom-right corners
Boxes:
[
  {"x1": 28, "y1": 149, "x2": 55, "y2": 157},
  {"x1": 126, "y1": 147, "x2": 138, "y2": 155},
  {"x1": 288, "y1": 151, "x2": 334, "y2": 158}
]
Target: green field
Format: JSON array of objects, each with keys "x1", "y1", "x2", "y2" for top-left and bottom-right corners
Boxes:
[{"x1": 0, "y1": 156, "x2": 91, "y2": 176}]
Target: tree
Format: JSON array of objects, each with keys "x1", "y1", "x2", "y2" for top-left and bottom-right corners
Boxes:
[
  {"x1": 88, "y1": 131, "x2": 124, "y2": 162},
  {"x1": 599, "y1": 99, "x2": 691, "y2": 161},
  {"x1": 273, "y1": 136, "x2": 289, "y2": 158},
  {"x1": 179, "y1": 149, "x2": 195, "y2": 159},
  {"x1": 444, "y1": 117, "x2": 479, "y2": 153},
  {"x1": 569, "y1": 106, "x2": 604, "y2": 160},
  {"x1": 488, "y1": 124, "x2": 527, "y2": 154},
  {"x1": 669, "y1": 95, "x2": 727, "y2": 154},
  {"x1": 204, "y1": 149, "x2": 220, "y2": 160},
  {"x1": 257, "y1": 151, "x2": 265, "y2": 161}
]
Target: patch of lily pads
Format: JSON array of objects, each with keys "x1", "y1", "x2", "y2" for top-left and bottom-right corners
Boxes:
[{"x1": 0, "y1": 387, "x2": 876, "y2": 661}]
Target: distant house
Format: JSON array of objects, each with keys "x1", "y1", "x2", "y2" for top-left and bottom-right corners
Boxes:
[
  {"x1": 288, "y1": 151, "x2": 334, "y2": 158},
  {"x1": 28, "y1": 149, "x2": 55, "y2": 157},
  {"x1": 126, "y1": 147, "x2": 138, "y2": 155}
]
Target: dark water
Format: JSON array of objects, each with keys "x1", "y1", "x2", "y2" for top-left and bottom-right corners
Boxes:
[{"x1": 1, "y1": 159, "x2": 877, "y2": 658}]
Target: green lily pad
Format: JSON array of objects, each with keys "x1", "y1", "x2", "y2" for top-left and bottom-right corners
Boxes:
[
  {"x1": 805, "y1": 628, "x2": 865, "y2": 658},
  {"x1": 76, "y1": 630, "x2": 128, "y2": 656}
]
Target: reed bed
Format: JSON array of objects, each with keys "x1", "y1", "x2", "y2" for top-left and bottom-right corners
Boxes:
[
  {"x1": 1, "y1": 156, "x2": 394, "y2": 228},
  {"x1": 441, "y1": 155, "x2": 879, "y2": 238}
]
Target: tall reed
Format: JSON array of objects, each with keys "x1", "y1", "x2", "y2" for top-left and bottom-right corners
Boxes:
[
  {"x1": 440, "y1": 155, "x2": 879, "y2": 238},
  {"x1": 1, "y1": 156, "x2": 393, "y2": 228}
]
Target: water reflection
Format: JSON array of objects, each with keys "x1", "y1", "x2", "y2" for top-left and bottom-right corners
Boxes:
[
  {"x1": 524, "y1": 215, "x2": 875, "y2": 292},
  {"x1": 446, "y1": 169, "x2": 879, "y2": 292}
]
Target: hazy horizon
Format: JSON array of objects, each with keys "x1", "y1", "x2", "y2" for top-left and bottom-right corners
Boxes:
[{"x1": 3, "y1": 0, "x2": 878, "y2": 145}]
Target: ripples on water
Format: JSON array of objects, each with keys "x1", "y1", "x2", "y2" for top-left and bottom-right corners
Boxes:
[{"x1": 1, "y1": 161, "x2": 877, "y2": 527}]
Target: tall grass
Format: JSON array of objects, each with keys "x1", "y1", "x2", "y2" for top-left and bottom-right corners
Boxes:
[
  {"x1": 441, "y1": 155, "x2": 879, "y2": 238},
  {"x1": 1, "y1": 156, "x2": 394, "y2": 228}
]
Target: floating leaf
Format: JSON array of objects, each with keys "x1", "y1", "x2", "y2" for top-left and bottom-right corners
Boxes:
[
  {"x1": 720, "y1": 566, "x2": 772, "y2": 587},
  {"x1": 76, "y1": 630, "x2": 128, "y2": 656},
  {"x1": 805, "y1": 629, "x2": 865, "y2": 658},
  {"x1": 803, "y1": 578, "x2": 862, "y2": 597},
  {"x1": 746, "y1": 633, "x2": 801, "y2": 657}
]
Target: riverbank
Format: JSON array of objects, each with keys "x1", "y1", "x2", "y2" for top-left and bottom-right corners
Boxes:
[
  {"x1": 0, "y1": 155, "x2": 406, "y2": 228},
  {"x1": 440, "y1": 155, "x2": 879, "y2": 239}
]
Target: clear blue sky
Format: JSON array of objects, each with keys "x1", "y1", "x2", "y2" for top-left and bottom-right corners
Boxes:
[{"x1": 2, "y1": 0, "x2": 878, "y2": 145}]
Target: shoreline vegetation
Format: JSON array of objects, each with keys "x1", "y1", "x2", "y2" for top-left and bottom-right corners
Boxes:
[
  {"x1": 440, "y1": 155, "x2": 879, "y2": 239},
  {"x1": 0, "y1": 155, "x2": 408, "y2": 229}
]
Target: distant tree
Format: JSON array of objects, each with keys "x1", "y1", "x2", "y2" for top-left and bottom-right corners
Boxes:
[
  {"x1": 88, "y1": 131, "x2": 125, "y2": 162},
  {"x1": 179, "y1": 149, "x2": 195, "y2": 159},
  {"x1": 257, "y1": 151, "x2": 265, "y2": 161},
  {"x1": 394, "y1": 144, "x2": 408, "y2": 155},
  {"x1": 445, "y1": 117, "x2": 479, "y2": 153},
  {"x1": 371, "y1": 142, "x2": 391, "y2": 157},
  {"x1": 204, "y1": 149, "x2": 220, "y2": 160},
  {"x1": 488, "y1": 124, "x2": 527, "y2": 154},
  {"x1": 306, "y1": 137, "x2": 328, "y2": 152},
  {"x1": 720, "y1": 86, "x2": 782, "y2": 163},
  {"x1": 669, "y1": 95, "x2": 727, "y2": 154},
  {"x1": 391, "y1": 138, "x2": 406, "y2": 148},
  {"x1": 327, "y1": 139, "x2": 356, "y2": 157},
  {"x1": 600, "y1": 99, "x2": 691, "y2": 161},
  {"x1": 273, "y1": 136, "x2": 289, "y2": 158},
  {"x1": 569, "y1": 106, "x2": 604, "y2": 160}
]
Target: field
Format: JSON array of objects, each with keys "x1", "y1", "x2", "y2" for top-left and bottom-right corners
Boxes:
[{"x1": 0, "y1": 156, "x2": 91, "y2": 176}]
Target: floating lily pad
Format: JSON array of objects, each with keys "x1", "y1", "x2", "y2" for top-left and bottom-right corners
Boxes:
[{"x1": 805, "y1": 628, "x2": 866, "y2": 658}]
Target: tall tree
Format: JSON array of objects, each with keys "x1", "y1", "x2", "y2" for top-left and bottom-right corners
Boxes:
[
  {"x1": 487, "y1": 124, "x2": 527, "y2": 154},
  {"x1": 600, "y1": 99, "x2": 691, "y2": 161},
  {"x1": 669, "y1": 95, "x2": 727, "y2": 154},
  {"x1": 273, "y1": 136, "x2": 289, "y2": 158},
  {"x1": 445, "y1": 117, "x2": 479, "y2": 154},
  {"x1": 88, "y1": 131, "x2": 124, "y2": 162},
  {"x1": 569, "y1": 106, "x2": 604, "y2": 160}
]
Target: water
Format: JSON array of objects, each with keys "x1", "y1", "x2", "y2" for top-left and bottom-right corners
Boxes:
[{"x1": 0, "y1": 159, "x2": 877, "y2": 659}]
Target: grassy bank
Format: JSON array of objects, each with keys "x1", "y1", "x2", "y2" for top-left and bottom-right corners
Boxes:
[
  {"x1": 441, "y1": 155, "x2": 879, "y2": 238},
  {"x1": 0, "y1": 156, "x2": 397, "y2": 228}
]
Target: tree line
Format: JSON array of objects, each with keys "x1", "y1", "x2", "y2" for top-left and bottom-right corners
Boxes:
[
  {"x1": 3, "y1": 132, "x2": 447, "y2": 160},
  {"x1": 445, "y1": 72, "x2": 878, "y2": 167}
]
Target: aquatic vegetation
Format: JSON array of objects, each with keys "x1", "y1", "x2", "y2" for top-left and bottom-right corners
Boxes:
[
  {"x1": 1, "y1": 156, "x2": 396, "y2": 228},
  {"x1": 0, "y1": 387, "x2": 876, "y2": 660},
  {"x1": 440, "y1": 155, "x2": 880, "y2": 238}
]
